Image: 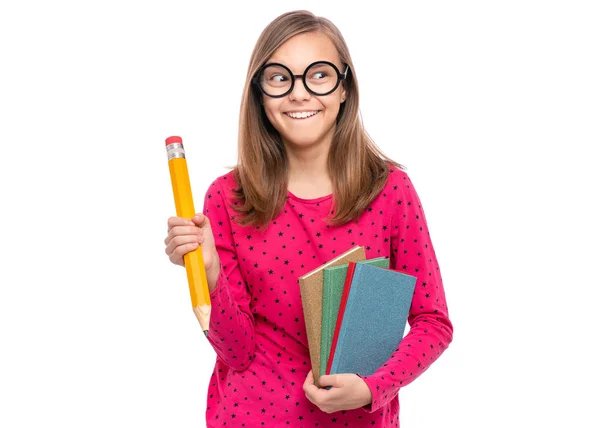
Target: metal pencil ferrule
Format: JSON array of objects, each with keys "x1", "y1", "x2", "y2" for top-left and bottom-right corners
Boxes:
[{"x1": 166, "y1": 142, "x2": 186, "y2": 160}]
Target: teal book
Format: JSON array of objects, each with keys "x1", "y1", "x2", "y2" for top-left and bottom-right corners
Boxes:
[
  {"x1": 320, "y1": 257, "x2": 390, "y2": 378},
  {"x1": 328, "y1": 263, "x2": 417, "y2": 377}
]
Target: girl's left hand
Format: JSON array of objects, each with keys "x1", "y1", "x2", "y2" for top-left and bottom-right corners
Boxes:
[{"x1": 303, "y1": 370, "x2": 373, "y2": 413}]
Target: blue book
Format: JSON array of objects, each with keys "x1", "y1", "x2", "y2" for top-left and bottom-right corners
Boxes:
[
  {"x1": 320, "y1": 257, "x2": 390, "y2": 378},
  {"x1": 328, "y1": 263, "x2": 417, "y2": 377}
]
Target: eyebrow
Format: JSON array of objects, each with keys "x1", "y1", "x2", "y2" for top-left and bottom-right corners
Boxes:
[{"x1": 264, "y1": 60, "x2": 343, "y2": 73}]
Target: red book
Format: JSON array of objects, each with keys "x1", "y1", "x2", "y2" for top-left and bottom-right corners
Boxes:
[{"x1": 326, "y1": 261, "x2": 357, "y2": 375}]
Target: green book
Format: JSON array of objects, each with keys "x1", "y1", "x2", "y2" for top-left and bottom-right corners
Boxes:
[{"x1": 320, "y1": 257, "x2": 390, "y2": 378}]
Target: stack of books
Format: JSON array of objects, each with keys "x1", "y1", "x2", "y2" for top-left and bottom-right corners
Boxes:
[{"x1": 299, "y1": 246, "x2": 417, "y2": 387}]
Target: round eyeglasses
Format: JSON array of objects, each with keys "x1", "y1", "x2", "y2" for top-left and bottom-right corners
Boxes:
[{"x1": 253, "y1": 61, "x2": 349, "y2": 98}]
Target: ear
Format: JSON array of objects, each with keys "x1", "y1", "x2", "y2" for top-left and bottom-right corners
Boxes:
[{"x1": 340, "y1": 84, "x2": 347, "y2": 103}]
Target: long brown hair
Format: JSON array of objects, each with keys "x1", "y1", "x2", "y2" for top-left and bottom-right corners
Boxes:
[{"x1": 231, "y1": 10, "x2": 403, "y2": 228}]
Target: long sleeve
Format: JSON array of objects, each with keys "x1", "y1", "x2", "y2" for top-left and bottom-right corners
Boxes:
[
  {"x1": 202, "y1": 178, "x2": 256, "y2": 372},
  {"x1": 359, "y1": 172, "x2": 454, "y2": 413}
]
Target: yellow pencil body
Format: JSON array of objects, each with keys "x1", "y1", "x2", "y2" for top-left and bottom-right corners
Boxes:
[{"x1": 166, "y1": 136, "x2": 211, "y2": 336}]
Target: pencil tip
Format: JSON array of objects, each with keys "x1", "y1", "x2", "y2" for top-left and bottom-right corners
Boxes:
[{"x1": 204, "y1": 330, "x2": 209, "y2": 338}]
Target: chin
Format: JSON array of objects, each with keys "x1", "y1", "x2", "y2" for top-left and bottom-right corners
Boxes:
[
  {"x1": 282, "y1": 134, "x2": 327, "y2": 148},
  {"x1": 279, "y1": 125, "x2": 336, "y2": 148}
]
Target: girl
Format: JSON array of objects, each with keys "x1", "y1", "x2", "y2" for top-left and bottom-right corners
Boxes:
[{"x1": 164, "y1": 10, "x2": 453, "y2": 427}]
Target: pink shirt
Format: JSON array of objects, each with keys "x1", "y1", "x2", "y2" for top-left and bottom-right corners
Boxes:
[{"x1": 202, "y1": 166, "x2": 453, "y2": 427}]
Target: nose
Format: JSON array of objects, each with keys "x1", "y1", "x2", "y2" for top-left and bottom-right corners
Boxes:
[{"x1": 288, "y1": 75, "x2": 311, "y2": 102}]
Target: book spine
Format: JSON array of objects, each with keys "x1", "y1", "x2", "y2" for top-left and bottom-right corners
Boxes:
[
  {"x1": 328, "y1": 262, "x2": 357, "y2": 374},
  {"x1": 320, "y1": 272, "x2": 333, "y2": 377}
]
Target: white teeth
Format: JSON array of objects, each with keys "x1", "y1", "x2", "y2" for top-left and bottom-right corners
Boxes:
[{"x1": 286, "y1": 111, "x2": 319, "y2": 119}]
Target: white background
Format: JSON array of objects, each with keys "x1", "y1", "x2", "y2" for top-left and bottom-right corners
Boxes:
[{"x1": 1, "y1": 1, "x2": 599, "y2": 427}]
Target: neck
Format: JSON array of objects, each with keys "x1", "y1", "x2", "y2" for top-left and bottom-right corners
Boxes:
[
  {"x1": 287, "y1": 145, "x2": 329, "y2": 179},
  {"x1": 284, "y1": 124, "x2": 336, "y2": 179},
  {"x1": 284, "y1": 138, "x2": 333, "y2": 198}
]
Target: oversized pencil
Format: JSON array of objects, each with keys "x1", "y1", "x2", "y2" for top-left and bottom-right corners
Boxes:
[{"x1": 165, "y1": 136, "x2": 211, "y2": 337}]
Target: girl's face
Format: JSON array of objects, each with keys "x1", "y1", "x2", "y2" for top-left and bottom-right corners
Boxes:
[{"x1": 261, "y1": 32, "x2": 347, "y2": 151}]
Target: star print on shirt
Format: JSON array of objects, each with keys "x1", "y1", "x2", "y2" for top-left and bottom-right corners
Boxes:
[{"x1": 201, "y1": 165, "x2": 453, "y2": 427}]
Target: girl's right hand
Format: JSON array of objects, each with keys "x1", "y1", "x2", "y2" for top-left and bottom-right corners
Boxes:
[{"x1": 164, "y1": 213, "x2": 220, "y2": 291}]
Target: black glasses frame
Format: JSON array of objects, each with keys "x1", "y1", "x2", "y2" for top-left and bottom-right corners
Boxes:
[{"x1": 253, "y1": 60, "x2": 349, "y2": 98}]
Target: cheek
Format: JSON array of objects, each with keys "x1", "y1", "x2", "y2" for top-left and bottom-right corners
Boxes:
[
  {"x1": 325, "y1": 90, "x2": 344, "y2": 111},
  {"x1": 324, "y1": 98, "x2": 342, "y2": 119},
  {"x1": 263, "y1": 100, "x2": 282, "y2": 125}
]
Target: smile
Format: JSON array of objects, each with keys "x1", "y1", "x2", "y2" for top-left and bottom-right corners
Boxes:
[{"x1": 285, "y1": 111, "x2": 320, "y2": 119}]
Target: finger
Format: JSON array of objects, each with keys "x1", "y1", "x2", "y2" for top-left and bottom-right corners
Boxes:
[
  {"x1": 165, "y1": 242, "x2": 202, "y2": 262},
  {"x1": 303, "y1": 370, "x2": 314, "y2": 388},
  {"x1": 167, "y1": 242, "x2": 200, "y2": 264},
  {"x1": 165, "y1": 234, "x2": 201, "y2": 256},
  {"x1": 303, "y1": 371, "x2": 326, "y2": 405},
  {"x1": 164, "y1": 225, "x2": 201, "y2": 246},
  {"x1": 303, "y1": 371, "x2": 317, "y2": 395},
  {"x1": 318, "y1": 374, "x2": 343, "y2": 388},
  {"x1": 168, "y1": 242, "x2": 199, "y2": 265},
  {"x1": 192, "y1": 213, "x2": 210, "y2": 228},
  {"x1": 168, "y1": 216, "x2": 195, "y2": 231}
]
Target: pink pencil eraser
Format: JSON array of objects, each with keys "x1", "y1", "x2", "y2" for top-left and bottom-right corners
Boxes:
[{"x1": 165, "y1": 136, "x2": 182, "y2": 146}]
